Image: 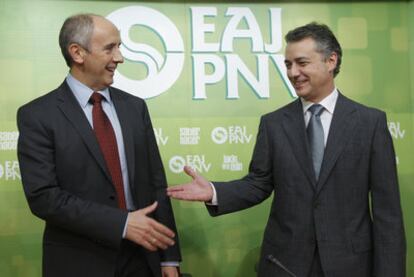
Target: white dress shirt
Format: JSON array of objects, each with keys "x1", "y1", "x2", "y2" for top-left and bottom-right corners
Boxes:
[{"x1": 301, "y1": 88, "x2": 338, "y2": 145}]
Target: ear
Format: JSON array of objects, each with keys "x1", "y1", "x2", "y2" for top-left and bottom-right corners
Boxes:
[
  {"x1": 326, "y1": 52, "x2": 338, "y2": 74},
  {"x1": 68, "y1": 43, "x2": 87, "y2": 65}
]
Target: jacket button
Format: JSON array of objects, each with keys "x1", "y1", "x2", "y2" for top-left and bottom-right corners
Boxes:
[
  {"x1": 313, "y1": 201, "x2": 320, "y2": 208},
  {"x1": 109, "y1": 195, "x2": 115, "y2": 200}
]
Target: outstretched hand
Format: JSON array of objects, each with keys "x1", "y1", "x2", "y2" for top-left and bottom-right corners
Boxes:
[
  {"x1": 167, "y1": 166, "x2": 213, "y2": 202},
  {"x1": 125, "y1": 202, "x2": 176, "y2": 251}
]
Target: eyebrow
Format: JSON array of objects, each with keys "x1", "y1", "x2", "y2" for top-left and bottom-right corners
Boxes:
[
  {"x1": 103, "y1": 42, "x2": 119, "y2": 50},
  {"x1": 285, "y1": 56, "x2": 310, "y2": 63}
]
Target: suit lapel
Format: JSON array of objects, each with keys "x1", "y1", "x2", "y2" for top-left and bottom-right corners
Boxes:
[
  {"x1": 111, "y1": 89, "x2": 136, "y2": 190},
  {"x1": 282, "y1": 99, "x2": 316, "y2": 189},
  {"x1": 315, "y1": 93, "x2": 358, "y2": 195},
  {"x1": 56, "y1": 81, "x2": 112, "y2": 182}
]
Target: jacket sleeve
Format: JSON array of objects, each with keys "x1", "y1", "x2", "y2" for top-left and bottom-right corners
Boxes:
[
  {"x1": 142, "y1": 102, "x2": 182, "y2": 262},
  {"x1": 370, "y1": 112, "x2": 406, "y2": 277},
  {"x1": 208, "y1": 115, "x2": 274, "y2": 216}
]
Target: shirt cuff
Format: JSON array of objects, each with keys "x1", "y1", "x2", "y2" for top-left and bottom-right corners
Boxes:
[
  {"x1": 161, "y1": 261, "x2": 180, "y2": 267},
  {"x1": 205, "y1": 182, "x2": 218, "y2": 206}
]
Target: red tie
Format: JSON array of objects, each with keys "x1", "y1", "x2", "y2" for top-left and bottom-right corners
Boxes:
[{"x1": 90, "y1": 92, "x2": 126, "y2": 209}]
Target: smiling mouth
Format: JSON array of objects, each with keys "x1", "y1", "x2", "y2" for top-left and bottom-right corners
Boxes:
[
  {"x1": 294, "y1": 80, "x2": 308, "y2": 89},
  {"x1": 106, "y1": 66, "x2": 116, "y2": 74}
]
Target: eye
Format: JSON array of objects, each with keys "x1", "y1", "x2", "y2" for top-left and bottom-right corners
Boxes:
[{"x1": 104, "y1": 43, "x2": 117, "y2": 53}]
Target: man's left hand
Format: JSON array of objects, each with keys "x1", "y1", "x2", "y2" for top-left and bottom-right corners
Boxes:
[{"x1": 162, "y1": 266, "x2": 179, "y2": 277}]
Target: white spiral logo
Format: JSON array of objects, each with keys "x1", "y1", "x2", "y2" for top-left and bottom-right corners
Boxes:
[
  {"x1": 211, "y1": 127, "x2": 228, "y2": 144},
  {"x1": 169, "y1": 156, "x2": 186, "y2": 174},
  {"x1": 107, "y1": 6, "x2": 185, "y2": 99}
]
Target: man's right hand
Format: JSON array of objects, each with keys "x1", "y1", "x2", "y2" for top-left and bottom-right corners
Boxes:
[
  {"x1": 166, "y1": 166, "x2": 213, "y2": 202},
  {"x1": 125, "y1": 202, "x2": 175, "y2": 251}
]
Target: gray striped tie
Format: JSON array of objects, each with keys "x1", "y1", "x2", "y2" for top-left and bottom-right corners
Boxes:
[{"x1": 307, "y1": 104, "x2": 325, "y2": 180}]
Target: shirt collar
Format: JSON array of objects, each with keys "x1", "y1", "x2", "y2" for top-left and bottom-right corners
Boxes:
[
  {"x1": 301, "y1": 88, "x2": 339, "y2": 116},
  {"x1": 65, "y1": 73, "x2": 111, "y2": 108}
]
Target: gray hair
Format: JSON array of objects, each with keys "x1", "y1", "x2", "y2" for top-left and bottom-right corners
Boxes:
[
  {"x1": 285, "y1": 22, "x2": 342, "y2": 77},
  {"x1": 58, "y1": 14, "x2": 98, "y2": 67}
]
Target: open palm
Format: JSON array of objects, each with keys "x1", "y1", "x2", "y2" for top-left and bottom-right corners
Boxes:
[{"x1": 167, "y1": 166, "x2": 213, "y2": 202}]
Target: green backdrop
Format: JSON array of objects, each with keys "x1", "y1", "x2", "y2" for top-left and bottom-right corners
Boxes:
[{"x1": 0, "y1": 0, "x2": 413, "y2": 276}]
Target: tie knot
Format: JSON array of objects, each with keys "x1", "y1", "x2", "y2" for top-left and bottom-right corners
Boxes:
[
  {"x1": 308, "y1": 104, "x2": 324, "y2": 116},
  {"x1": 90, "y1": 92, "x2": 103, "y2": 104}
]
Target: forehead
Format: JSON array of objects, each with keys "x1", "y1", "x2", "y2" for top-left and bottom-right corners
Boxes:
[
  {"x1": 91, "y1": 16, "x2": 120, "y2": 41},
  {"x1": 284, "y1": 37, "x2": 320, "y2": 60}
]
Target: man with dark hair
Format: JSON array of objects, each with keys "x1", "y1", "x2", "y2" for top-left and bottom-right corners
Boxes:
[
  {"x1": 285, "y1": 23, "x2": 342, "y2": 77},
  {"x1": 168, "y1": 22, "x2": 406, "y2": 276},
  {"x1": 17, "y1": 14, "x2": 181, "y2": 277}
]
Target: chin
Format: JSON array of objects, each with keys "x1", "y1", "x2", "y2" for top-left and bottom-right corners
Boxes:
[
  {"x1": 295, "y1": 90, "x2": 309, "y2": 99},
  {"x1": 105, "y1": 79, "x2": 114, "y2": 87}
]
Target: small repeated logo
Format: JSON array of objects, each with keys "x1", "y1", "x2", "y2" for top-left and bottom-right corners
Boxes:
[
  {"x1": 222, "y1": 155, "x2": 243, "y2": 171},
  {"x1": 0, "y1": 160, "x2": 21, "y2": 181},
  {"x1": 388, "y1": 122, "x2": 405, "y2": 139},
  {"x1": 169, "y1": 155, "x2": 211, "y2": 174},
  {"x1": 0, "y1": 131, "x2": 18, "y2": 151},
  {"x1": 211, "y1": 126, "x2": 252, "y2": 144},
  {"x1": 169, "y1": 155, "x2": 186, "y2": 174},
  {"x1": 153, "y1": 128, "x2": 169, "y2": 146},
  {"x1": 180, "y1": 127, "x2": 200, "y2": 145}
]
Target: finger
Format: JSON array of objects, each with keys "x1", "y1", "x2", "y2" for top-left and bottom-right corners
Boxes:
[
  {"x1": 166, "y1": 185, "x2": 186, "y2": 192},
  {"x1": 166, "y1": 183, "x2": 192, "y2": 194},
  {"x1": 184, "y1": 165, "x2": 198, "y2": 179},
  {"x1": 140, "y1": 231, "x2": 169, "y2": 251},
  {"x1": 148, "y1": 235, "x2": 169, "y2": 250},
  {"x1": 167, "y1": 190, "x2": 203, "y2": 201},
  {"x1": 149, "y1": 218, "x2": 175, "y2": 239},
  {"x1": 144, "y1": 227, "x2": 172, "y2": 250},
  {"x1": 151, "y1": 227, "x2": 176, "y2": 246},
  {"x1": 167, "y1": 191, "x2": 193, "y2": 200},
  {"x1": 166, "y1": 190, "x2": 186, "y2": 199},
  {"x1": 141, "y1": 239, "x2": 157, "y2": 252},
  {"x1": 141, "y1": 201, "x2": 158, "y2": 215}
]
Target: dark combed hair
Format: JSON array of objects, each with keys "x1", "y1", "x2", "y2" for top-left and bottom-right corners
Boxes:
[
  {"x1": 58, "y1": 14, "x2": 97, "y2": 67},
  {"x1": 285, "y1": 22, "x2": 342, "y2": 77}
]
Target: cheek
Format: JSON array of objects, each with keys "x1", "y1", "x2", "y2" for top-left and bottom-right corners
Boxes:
[{"x1": 306, "y1": 66, "x2": 325, "y2": 79}]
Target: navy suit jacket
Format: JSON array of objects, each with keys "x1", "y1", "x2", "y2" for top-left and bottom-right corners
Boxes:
[
  {"x1": 208, "y1": 93, "x2": 405, "y2": 277},
  {"x1": 17, "y1": 81, "x2": 181, "y2": 277}
]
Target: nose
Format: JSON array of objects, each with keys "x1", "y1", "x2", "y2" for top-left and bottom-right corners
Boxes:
[
  {"x1": 287, "y1": 63, "x2": 300, "y2": 79},
  {"x1": 288, "y1": 63, "x2": 299, "y2": 78},
  {"x1": 114, "y1": 47, "x2": 124, "y2": 64}
]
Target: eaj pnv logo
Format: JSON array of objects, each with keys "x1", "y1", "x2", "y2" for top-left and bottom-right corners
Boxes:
[
  {"x1": 107, "y1": 6, "x2": 185, "y2": 99},
  {"x1": 107, "y1": 6, "x2": 296, "y2": 99}
]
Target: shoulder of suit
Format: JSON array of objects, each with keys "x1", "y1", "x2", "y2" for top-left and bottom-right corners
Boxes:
[
  {"x1": 261, "y1": 99, "x2": 300, "y2": 121},
  {"x1": 17, "y1": 83, "x2": 64, "y2": 114},
  {"x1": 109, "y1": 86, "x2": 145, "y2": 102},
  {"x1": 339, "y1": 93, "x2": 385, "y2": 118},
  {"x1": 108, "y1": 86, "x2": 148, "y2": 113}
]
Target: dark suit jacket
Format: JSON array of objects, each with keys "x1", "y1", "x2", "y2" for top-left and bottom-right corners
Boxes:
[
  {"x1": 208, "y1": 93, "x2": 405, "y2": 277},
  {"x1": 17, "y1": 81, "x2": 181, "y2": 277}
]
